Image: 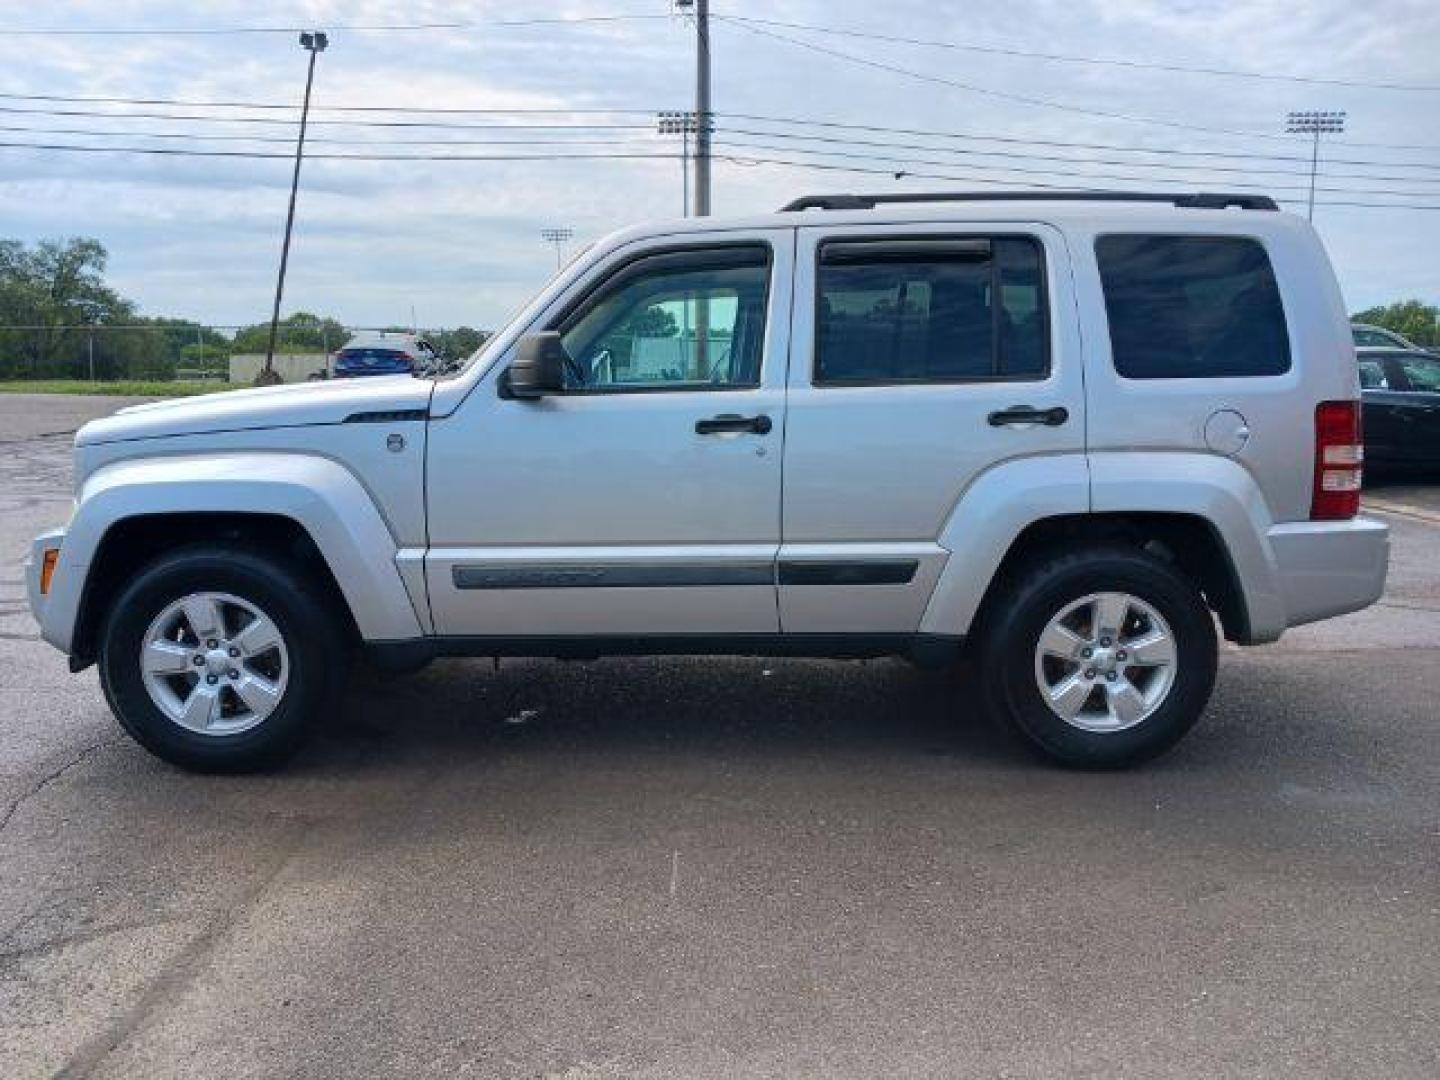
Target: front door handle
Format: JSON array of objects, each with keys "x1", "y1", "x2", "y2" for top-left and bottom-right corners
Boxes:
[
  {"x1": 696, "y1": 413, "x2": 773, "y2": 435},
  {"x1": 988, "y1": 405, "x2": 1069, "y2": 427}
]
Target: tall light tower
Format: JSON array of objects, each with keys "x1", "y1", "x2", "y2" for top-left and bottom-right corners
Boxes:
[
  {"x1": 1285, "y1": 110, "x2": 1346, "y2": 222},
  {"x1": 261, "y1": 29, "x2": 328, "y2": 386},
  {"x1": 657, "y1": 111, "x2": 697, "y2": 216},
  {"x1": 541, "y1": 227, "x2": 574, "y2": 270}
]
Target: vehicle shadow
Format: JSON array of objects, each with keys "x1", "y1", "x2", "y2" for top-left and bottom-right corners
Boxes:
[{"x1": 312, "y1": 655, "x2": 1032, "y2": 774}]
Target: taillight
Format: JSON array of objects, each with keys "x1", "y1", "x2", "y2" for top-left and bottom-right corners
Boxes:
[{"x1": 1311, "y1": 400, "x2": 1363, "y2": 520}]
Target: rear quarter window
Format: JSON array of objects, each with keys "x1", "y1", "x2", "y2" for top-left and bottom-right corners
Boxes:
[{"x1": 1095, "y1": 234, "x2": 1291, "y2": 379}]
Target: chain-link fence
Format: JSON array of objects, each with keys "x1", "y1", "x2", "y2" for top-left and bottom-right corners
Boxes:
[{"x1": 0, "y1": 323, "x2": 490, "y2": 385}]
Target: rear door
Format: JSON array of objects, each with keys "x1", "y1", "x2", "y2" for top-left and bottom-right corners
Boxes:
[
  {"x1": 779, "y1": 221, "x2": 1084, "y2": 633},
  {"x1": 1387, "y1": 351, "x2": 1440, "y2": 464},
  {"x1": 1359, "y1": 355, "x2": 1409, "y2": 463}
]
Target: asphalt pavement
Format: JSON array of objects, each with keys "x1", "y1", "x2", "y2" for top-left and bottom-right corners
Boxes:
[{"x1": 1, "y1": 394, "x2": 1437, "y2": 1079}]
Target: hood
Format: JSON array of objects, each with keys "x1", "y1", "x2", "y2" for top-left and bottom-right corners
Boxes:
[{"x1": 75, "y1": 375, "x2": 434, "y2": 446}]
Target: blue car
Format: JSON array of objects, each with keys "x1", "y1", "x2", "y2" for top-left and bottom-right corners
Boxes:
[{"x1": 332, "y1": 345, "x2": 420, "y2": 378}]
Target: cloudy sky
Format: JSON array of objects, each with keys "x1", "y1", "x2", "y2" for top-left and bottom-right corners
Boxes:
[{"x1": 1, "y1": 1, "x2": 1437, "y2": 331}]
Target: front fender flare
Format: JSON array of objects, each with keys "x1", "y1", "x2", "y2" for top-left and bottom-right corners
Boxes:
[{"x1": 42, "y1": 452, "x2": 424, "y2": 653}]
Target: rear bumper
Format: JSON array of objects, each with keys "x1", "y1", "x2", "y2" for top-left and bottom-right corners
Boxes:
[{"x1": 1267, "y1": 517, "x2": 1389, "y2": 630}]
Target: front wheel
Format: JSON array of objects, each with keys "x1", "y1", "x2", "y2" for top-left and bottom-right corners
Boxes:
[
  {"x1": 976, "y1": 547, "x2": 1218, "y2": 768},
  {"x1": 98, "y1": 546, "x2": 345, "y2": 772}
]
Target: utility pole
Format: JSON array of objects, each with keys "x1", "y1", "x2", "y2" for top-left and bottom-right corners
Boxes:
[
  {"x1": 261, "y1": 30, "x2": 328, "y2": 386},
  {"x1": 693, "y1": 0, "x2": 711, "y2": 218},
  {"x1": 541, "y1": 227, "x2": 574, "y2": 270},
  {"x1": 674, "y1": 1, "x2": 712, "y2": 376},
  {"x1": 1285, "y1": 110, "x2": 1345, "y2": 221}
]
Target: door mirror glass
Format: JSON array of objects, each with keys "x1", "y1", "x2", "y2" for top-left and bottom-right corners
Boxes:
[{"x1": 506, "y1": 332, "x2": 570, "y2": 398}]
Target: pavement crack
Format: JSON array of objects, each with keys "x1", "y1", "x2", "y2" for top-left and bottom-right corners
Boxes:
[
  {"x1": 0, "y1": 736, "x2": 117, "y2": 838},
  {"x1": 1376, "y1": 599, "x2": 1440, "y2": 613},
  {"x1": 54, "y1": 818, "x2": 313, "y2": 1079},
  {"x1": 0, "y1": 916, "x2": 186, "y2": 963}
]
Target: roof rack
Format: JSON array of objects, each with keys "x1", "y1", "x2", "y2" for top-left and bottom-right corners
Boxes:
[{"x1": 778, "y1": 191, "x2": 1280, "y2": 212}]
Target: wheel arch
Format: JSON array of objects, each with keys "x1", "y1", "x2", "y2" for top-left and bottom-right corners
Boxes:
[
  {"x1": 919, "y1": 451, "x2": 1286, "y2": 644},
  {"x1": 966, "y1": 512, "x2": 1252, "y2": 644},
  {"x1": 46, "y1": 452, "x2": 427, "y2": 666},
  {"x1": 71, "y1": 512, "x2": 358, "y2": 670}
]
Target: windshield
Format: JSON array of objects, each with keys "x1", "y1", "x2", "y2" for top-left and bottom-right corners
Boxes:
[{"x1": 1352, "y1": 327, "x2": 1407, "y2": 348}]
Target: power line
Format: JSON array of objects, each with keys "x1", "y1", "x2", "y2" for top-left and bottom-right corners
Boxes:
[
  {"x1": 0, "y1": 140, "x2": 677, "y2": 162},
  {"x1": 717, "y1": 127, "x2": 1440, "y2": 187},
  {"x1": 717, "y1": 16, "x2": 1440, "y2": 153},
  {"x1": 722, "y1": 112, "x2": 1440, "y2": 171},
  {"x1": 0, "y1": 104, "x2": 655, "y2": 132},
  {"x1": 712, "y1": 152, "x2": 1440, "y2": 212},
  {"x1": 12, "y1": 117, "x2": 1435, "y2": 190},
  {"x1": 1, "y1": 13, "x2": 674, "y2": 35},
  {"x1": 4, "y1": 90, "x2": 1437, "y2": 169},
  {"x1": 713, "y1": 137, "x2": 1440, "y2": 199},
  {"x1": 0, "y1": 91, "x2": 662, "y2": 116},
  {"x1": 714, "y1": 13, "x2": 1440, "y2": 93},
  {"x1": 5, "y1": 133, "x2": 1438, "y2": 203},
  {"x1": 0, "y1": 123, "x2": 663, "y2": 149},
  {"x1": 2, "y1": 134, "x2": 1435, "y2": 209}
]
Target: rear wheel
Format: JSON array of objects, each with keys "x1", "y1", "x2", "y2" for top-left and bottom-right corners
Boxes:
[
  {"x1": 99, "y1": 546, "x2": 345, "y2": 772},
  {"x1": 976, "y1": 547, "x2": 1218, "y2": 768}
]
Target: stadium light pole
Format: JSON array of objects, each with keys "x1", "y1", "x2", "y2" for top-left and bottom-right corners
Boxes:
[
  {"x1": 657, "y1": 111, "x2": 698, "y2": 216},
  {"x1": 541, "y1": 227, "x2": 574, "y2": 270},
  {"x1": 1285, "y1": 110, "x2": 1346, "y2": 222},
  {"x1": 261, "y1": 30, "x2": 328, "y2": 386}
]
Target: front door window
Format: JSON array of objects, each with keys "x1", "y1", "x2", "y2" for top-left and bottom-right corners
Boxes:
[{"x1": 556, "y1": 246, "x2": 771, "y2": 391}]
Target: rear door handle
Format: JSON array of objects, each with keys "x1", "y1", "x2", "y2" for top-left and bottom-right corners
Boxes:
[
  {"x1": 696, "y1": 414, "x2": 772, "y2": 435},
  {"x1": 988, "y1": 405, "x2": 1069, "y2": 427}
]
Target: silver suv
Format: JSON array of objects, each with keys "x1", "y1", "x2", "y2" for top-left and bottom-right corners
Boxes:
[{"x1": 26, "y1": 191, "x2": 1389, "y2": 772}]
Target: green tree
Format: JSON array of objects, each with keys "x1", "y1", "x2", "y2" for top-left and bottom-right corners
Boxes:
[
  {"x1": 0, "y1": 237, "x2": 134, "y2": 378},
  {"x1": 1351, "y1": 299, "x2": 1439, "y2": 347},
  {"x1": 434, "y1": 326, "x2": 489, "y2": 358},
  {"x1": 630, "y1": 304, "x2": 678, "y2": 339},
  {"x1": 232, "y1": 311, "x2": 347, "y2": 354}
]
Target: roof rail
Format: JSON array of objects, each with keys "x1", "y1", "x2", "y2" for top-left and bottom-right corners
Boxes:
[{"x1": 778, "y1": 191, "x2": 1280, "y2": 212}]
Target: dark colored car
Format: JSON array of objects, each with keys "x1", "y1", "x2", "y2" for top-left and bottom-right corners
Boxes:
[
  {"x1": 1358, "y1": 347, "x2": 1440, "y2": 471},
  {"x1": 332, "y1": 346, "x2": 420, "y2": 378}
]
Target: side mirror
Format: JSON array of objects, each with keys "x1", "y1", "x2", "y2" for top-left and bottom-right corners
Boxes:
[{"x1": 506, "y1": 332, "x2": 569, "y2": 399}]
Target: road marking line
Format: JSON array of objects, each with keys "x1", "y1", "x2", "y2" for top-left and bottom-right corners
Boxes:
[{"x1": 1364, "y1": 498, "x2": 1440, "y2": 527}]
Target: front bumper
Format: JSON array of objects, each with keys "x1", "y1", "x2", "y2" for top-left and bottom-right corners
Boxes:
[
  {"x1": 1268, "y1": 516, "x2": 1389, "y2": 629},
  {"x1": 25, "y1": 527, "x2": 70, "y2": 652}
]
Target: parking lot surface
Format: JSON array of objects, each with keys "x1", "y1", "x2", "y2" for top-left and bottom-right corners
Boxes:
[{"x1": 2, "y1": 395, "x2": 1438, "y2": 1079}]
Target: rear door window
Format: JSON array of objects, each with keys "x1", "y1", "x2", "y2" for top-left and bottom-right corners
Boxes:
[
  {"x1": 1357, "y1": 359, "x2": 1390, "y2": 390},
  {"x1": 814, "y1": 236, "x2": 1048, "y2": 384},
  {"x1": 1395, "y1": 352, "x2": 1440, "y2": 392},
  {"x1": 1095, "y1": 235, "x2": 1290, "y2": 379}
]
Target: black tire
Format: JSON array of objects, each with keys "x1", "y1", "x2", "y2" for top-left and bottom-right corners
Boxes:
[
  {"x1": 975, "y1": 546, "x2": 1218, "y2": 769},
  {"x1": 98, "y1": 545, "x2": 346, "y2": 772}
]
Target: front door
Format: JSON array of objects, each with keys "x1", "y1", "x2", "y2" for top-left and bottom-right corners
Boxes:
[{"x1": 425, "y1": 230, "x2": 793, "y2": 637}]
